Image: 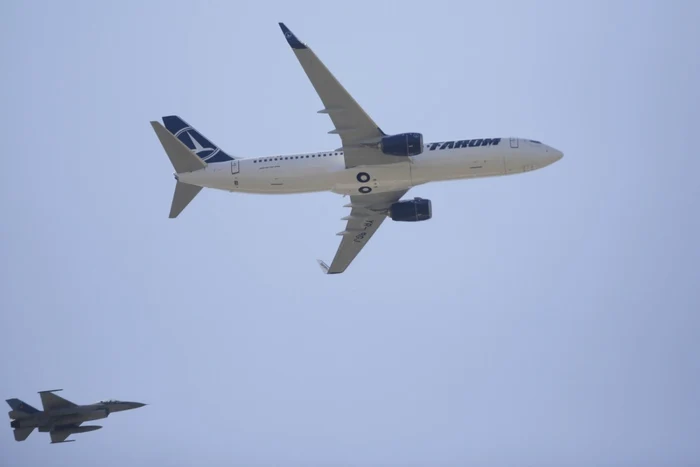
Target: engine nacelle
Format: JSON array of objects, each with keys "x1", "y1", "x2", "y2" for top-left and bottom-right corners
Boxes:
[
  {"x1": 380, "y1": 133, "x2": 424, "y2": 157},
  {"x1": 389, "y1": 197, "x2": 432, "y2": 222}
]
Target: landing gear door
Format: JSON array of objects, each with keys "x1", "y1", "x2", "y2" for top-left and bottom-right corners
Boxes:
[
  {"x1": 231, "y1": 159, "x2": 239, "y2": 174},
  {"x1": 509, "y1": 137, "x2": 519, "y2": 148}
]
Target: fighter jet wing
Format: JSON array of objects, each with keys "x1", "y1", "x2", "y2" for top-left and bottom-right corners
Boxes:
[
  {"x1": 39, "y1": 390, "x2": 77, "y2": 412},
  {"x1": 50, "y1": 424, "x2": 80, "y2": 444},
  {"x1": 318, "y1": 189, "x2": 409, "y2": 274},
  {"x1": 278, "y1": 23, "x2": 408, "y2": 169}
]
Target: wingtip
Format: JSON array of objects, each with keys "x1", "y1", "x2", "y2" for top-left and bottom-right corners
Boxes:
[
  {"x1": 317, "y1": 259, "x2": 330, "y2": 274},
  {"x1": 278, "y1": 22, "x2": 307, "y2": 50}
]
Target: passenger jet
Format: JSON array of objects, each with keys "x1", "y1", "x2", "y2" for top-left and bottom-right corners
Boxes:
[{"x1": 150, "y1": 23, "x2": 563, "y2": 274}]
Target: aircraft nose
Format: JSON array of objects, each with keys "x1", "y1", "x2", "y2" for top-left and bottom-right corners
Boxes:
[
  {"x1": 543, "y1": 146, "x2": 563, "y2": 165},
  {"x1": 550, "y1": 146, "x2": 564, "y2": 161},
  {"x1": 123, "y1": 402, "x2": 147, "y2": 410}
]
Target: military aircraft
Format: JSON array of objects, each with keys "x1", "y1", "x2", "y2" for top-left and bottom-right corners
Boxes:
[{"x1": 6, "y1": 389, "x2": 146, "y2": 443}]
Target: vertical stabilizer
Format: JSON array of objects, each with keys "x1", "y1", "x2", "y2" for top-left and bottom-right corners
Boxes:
[{"x1": 162, "y1": 115, "x2": 237, "y2": 163}]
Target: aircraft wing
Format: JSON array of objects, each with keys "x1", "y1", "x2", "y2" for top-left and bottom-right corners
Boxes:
[
  {"x1": 279, "y1": 23, "x2": 407, "y2": 168},
  {"x1": 39, "y1": 390, "x2": 77, "y2": 412},
  {"x1": 50, "y1": 424, "x2": 80, "y2": 444},
  {"x1": 318, "y1": 189, "x2": 409, "y2": 274}
]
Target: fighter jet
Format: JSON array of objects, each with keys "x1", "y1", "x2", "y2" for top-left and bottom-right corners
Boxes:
[{"x1": 6, "y1": 389, "x2": 146, "y2": 443}]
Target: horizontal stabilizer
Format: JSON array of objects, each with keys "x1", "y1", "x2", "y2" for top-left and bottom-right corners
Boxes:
[
  {"x1": 151, "y1": 121, "x2": 207, "y2": 174},
  {"x1": 13, "y1": 427, "x2": 34, "y2": 442},
  {"x1": 170, "y1": 181, "x2": 203, "y2": 218}
]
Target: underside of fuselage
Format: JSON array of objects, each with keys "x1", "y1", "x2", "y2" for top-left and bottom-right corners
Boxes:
[{"x1": 174, "y1": 138, "x2": 538, "y2": 197}]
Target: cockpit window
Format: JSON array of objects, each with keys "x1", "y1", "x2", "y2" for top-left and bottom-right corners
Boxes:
[
  {"x1": 529, "y1": 140, "x2": 542, "y2": 144},
  {"x1": 99, "y1": 400, "x2": 120, "y2": 404}
]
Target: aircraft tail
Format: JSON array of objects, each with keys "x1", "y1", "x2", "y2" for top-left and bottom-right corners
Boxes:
[
  {"x1": 150, "y1": 115, "x2": 238, "y2": 218},
  {"x1": 150, "y1": 120, "x2": 207, "y2": 218},
  {"x1": 151, "y1": 121, "x2": 207, "y2": 174},
  {"x1": 169, "y1": 182, "x2": 203, "y2": 219},
  {"x1": 13, "y1": 427, "x2": 35, "y2": 442},
  {"x1": 161, "y1": 115, "x2": 238, "y2": 163},
  {"x1": 6, "y1": 398, "x2": 40, "y2": 416}
]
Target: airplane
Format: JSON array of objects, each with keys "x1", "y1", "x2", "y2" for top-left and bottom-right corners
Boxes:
[
  {"x1": 6, "y1": 389, "x2": 146, "y2": 444},
  {"x1": 150, "y1": 22, "x2": 564, "y2": 274}
]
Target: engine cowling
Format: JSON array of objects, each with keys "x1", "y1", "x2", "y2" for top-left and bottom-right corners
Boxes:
[
  {"x1": 380, "y1": 132, "x2": 424, "y2": 157},
  {"x1": 389, "y1": 197, "x2": 432, "y2": 222}
]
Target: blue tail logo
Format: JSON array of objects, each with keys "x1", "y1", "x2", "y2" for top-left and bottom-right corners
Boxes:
[{"x1": 162, "y1": 115, "x2": 235, "y2": 163}]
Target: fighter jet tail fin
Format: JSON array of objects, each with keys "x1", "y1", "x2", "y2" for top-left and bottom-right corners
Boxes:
[
  {"x1": 6, "y1": 398, "x2": 40, "y2": 415},
  {"x1": 13, "y1": 427, "x2": 35, "y2": 442}
]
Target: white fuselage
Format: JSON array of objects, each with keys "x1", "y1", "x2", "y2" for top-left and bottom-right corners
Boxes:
[{"x1": 177, "y1": 137, "x2": 563, "y2": 196}]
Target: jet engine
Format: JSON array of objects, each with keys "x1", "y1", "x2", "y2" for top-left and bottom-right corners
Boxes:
[
  {"x1": 380, "y1": 132, "x2": 424, "y2": 157},
  {"x1": 389, "y1": 197, "x2": 432, "y2": 222}
]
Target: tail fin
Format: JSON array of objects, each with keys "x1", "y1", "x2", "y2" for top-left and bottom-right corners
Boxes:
[
  {"x1": 151, "y1": 121, "x2": 207, "y2": 174},
  {"x1": 150, "y1": 121, "x2": 206, "y2": 218},
  {"x1": 162, "y1": 115, "x2": 237, "y2": 163},
  {"x1": 6, "y1": 398, "x2": 40, "y2": 415}
]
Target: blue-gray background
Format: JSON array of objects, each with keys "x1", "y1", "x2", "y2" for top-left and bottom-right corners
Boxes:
[{"x1": 2, "y1": 1, "x2": 699, "y2": 466}]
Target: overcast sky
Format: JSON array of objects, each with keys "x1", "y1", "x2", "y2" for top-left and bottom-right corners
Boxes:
[{"x1": 2, "y1": 1, "x2": 699, "y2": 466}]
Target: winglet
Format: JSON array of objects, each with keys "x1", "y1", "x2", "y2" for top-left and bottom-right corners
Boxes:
[
  {"x1": 279, "y1": 23, "x2": 307, "y2": 50},
  {"x1": 317, "y1": 259, "x2": 330, "y2": 274},
  {"x1": 38, "y1": 389, "x2": 63, "y2": 394}
]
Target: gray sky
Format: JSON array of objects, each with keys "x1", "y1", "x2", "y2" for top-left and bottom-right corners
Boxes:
[{"x1": 2, "y1": 1, "x2": 699, "y2": 465}]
